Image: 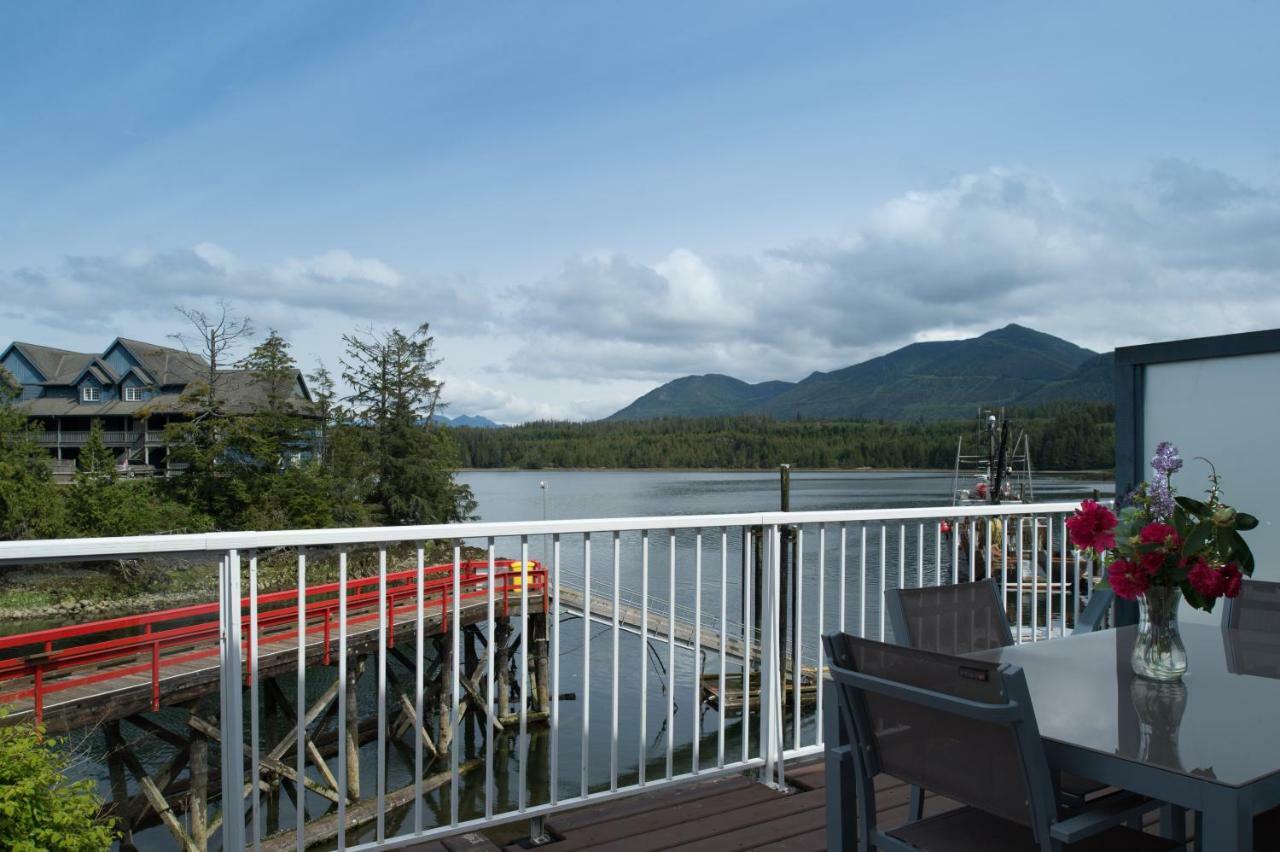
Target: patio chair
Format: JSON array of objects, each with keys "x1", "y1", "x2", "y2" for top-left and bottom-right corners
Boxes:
[
  {"x1": 884, "y1": 579, "x2": 1012, "y2": 654},
  {"x1": 884, "y1": 580, "x2": 1106, "y2": 814},
  {"x1": 1072, "y1": 588, "x2": 1114, "y2": 636},
  {"x1": 1223, "y1": 579, "x2": 1280, "y2": 848},
  {"x1": 1222, "y1": 578, "x2": 1280, "y2": 632},
  {"x1": 822, "y1": 632, "x2": 1178, "y2": 852}
]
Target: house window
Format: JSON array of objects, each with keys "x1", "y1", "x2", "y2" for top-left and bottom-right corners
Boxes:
[
  {"x1": 82, "y1": 386, "x2": 101, "y2": 402},
  {"x1": 124, "y1": 386, "x2": 143, "y2": 402}
]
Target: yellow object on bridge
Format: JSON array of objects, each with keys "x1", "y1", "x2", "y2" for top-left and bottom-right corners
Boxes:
[{"x1": 509, "y1": 560, "x2": 537, "y2": 589}]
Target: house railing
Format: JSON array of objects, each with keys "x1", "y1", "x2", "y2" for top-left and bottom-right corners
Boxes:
[
  {"x1": 36, "y1": 430, "x2": 157, "y2": 446},
  {"x1": 0, "y1": 501, "x2": 1097, "y2": 851}
]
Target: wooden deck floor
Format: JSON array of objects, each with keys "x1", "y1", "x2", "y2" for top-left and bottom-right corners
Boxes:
[
  {"x1": 408, "y1": 758, "x2": 1193, "y2": 852},
  {"x1": 406, "y1": 760, "x2": 955, "y2": 852}
]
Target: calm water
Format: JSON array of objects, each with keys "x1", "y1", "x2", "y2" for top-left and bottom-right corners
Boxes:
[
  {"x1": 95, "y1": 470, "x2": 1112, "y2": 849},
  {"x1": 460, "y1": 468, "x2": 1112, "y2": 522}
]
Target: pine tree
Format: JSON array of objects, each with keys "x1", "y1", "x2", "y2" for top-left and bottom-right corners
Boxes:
[
  {"x1": 77, "y1": 419, "x2": 118, "y2": 485},
  {"x1": 341, "y1": 323, "x2": 475, "y2": 524},
  {"x1": 0, "y1": 385, "x2": 66, "y2": 539}
]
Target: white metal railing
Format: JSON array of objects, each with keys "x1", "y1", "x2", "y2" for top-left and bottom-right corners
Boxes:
[{"x1": 0, "y1": 500, "x2": 1099, "y2": 851}]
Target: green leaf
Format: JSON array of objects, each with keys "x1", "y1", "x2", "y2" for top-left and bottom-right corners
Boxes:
[
  {"x1": 1234, "y1": 512, "x2": 1260, "y2": 531},
  {"x1": 1175, "y1": 495, "x2": 1210, "y2": 517},
  {"x1": 1229, "y1": 529, "x2": 1256, "y2": 575},
  {"x1": 1181, "y1": 522, "x2": 1213, "y2": 559},
  {"x1": 1181, "y1": 581, "x2": 1213, "y2": 613}
]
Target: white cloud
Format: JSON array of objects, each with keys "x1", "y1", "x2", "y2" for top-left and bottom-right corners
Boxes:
[
  {"x1": 499, "y1": 161, "x2": 1280, "y2": 387},
  {"x1": 5, "y1": 159, "x2": 1280, "y2": 422},
  {"x1": 272, "y1": 249, "x2": 403, "y2": 288}
]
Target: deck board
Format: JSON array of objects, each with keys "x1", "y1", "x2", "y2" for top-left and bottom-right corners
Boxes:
[
  {"x1": 404, "y1": 755, "x2": 1196, "y2": 851},
  {"x1": 495, "y1": 760, "x2": 954, "y2": 852}
]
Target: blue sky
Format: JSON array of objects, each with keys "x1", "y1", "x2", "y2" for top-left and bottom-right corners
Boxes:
[{"x1": 3, "y1": 2, "x2": 1279, "y2": 421}]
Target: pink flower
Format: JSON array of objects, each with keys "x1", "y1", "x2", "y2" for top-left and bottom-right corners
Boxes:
[
  {"x1": 1067, "y1": 500, "x2": 1118, "y2": 553},
  {"x1": 1187, "y1": 558, "x2": 1226, "y2": 598},
  {"x1": 1139, "y1": 522, "x2": 1181, "y2": 552},
  {"x1": 1108, "y1": 558, "x2": 1150, "y2": 600},
  {"x1": 1222, "y1": 563, "x2": 1243, "y2": 598}
]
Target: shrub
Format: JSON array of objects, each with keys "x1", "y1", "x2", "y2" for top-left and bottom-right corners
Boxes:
[{"x1": 0, "y1": 711, "x2": 115, "y2": 851}]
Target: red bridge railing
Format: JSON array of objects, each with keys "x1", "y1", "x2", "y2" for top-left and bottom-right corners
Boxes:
[{"x1": 0, "y1": 558, "x2": 546, "y2": 724}]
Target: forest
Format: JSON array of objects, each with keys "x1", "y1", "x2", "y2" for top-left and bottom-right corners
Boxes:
[{"x1": 452, "y1": 402, "x2": 1116, "y2": 472}]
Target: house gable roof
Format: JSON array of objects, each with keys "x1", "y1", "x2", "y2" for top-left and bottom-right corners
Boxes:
[
  {"x1": 68, "y1": 358, "x2": 121, "y2": 388},
  {"x1": 113, "y1": 338, "x2": 209, "y2": 386},
  {"x1": 6, "y1": 342, "x2": 97, "y2": 384}
]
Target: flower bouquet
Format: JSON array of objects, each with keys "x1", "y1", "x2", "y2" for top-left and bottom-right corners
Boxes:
[{"x1": 1066, "y1": 442, "x2": 1258, "y2": 680}]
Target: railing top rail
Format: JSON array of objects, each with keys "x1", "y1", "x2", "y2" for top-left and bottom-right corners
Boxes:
[
  {"x1": 761, "y1": 500, "x2": 1091, "y2": 525},
  {"x1": 0, "y1": 501, "x2": 1097, "y2": 565}
]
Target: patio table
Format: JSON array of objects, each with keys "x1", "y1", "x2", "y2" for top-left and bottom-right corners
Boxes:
[{"x1": 967, "y1": 623, "x2": 1280, "y2": 851}]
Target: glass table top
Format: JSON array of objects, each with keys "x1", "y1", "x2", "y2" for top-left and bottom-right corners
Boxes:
[{"x1": 967, "y1": 624, "x2": 1280, "y2": 788}]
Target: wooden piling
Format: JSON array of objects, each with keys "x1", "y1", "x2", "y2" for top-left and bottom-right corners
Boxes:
[
  {"x1": 105, "y1": 721, "x2": 136, "y2": 851},
  {"x1": 495, "y1": 621, "x2": 512, "y2": 718},
  {"x1": 345, "y1": 656, "x2": 362, "y2": 801},
  {"x1": 189, "y1": 710, "x2": 208, "y2": 850},
  {"x1": 438, "y1": 637, "x2": 454, "y2": 754},
  {"x1": 531, "y1": 613, "x2": 550, "y2": 714}
]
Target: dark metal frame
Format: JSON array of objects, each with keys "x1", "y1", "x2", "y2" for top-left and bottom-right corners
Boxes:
[
  {"x1": 883, "y1": 578, "x2": 1015, "y2": 650},
  {"x1": 1114, "y1": 327, "x2": 1280, "y2": 626},
  {"x1": 1222, "y1": 578, "x2": 1280, "y2": 630},
  {"x1": 822, "y1": 634, "x2": 1160, "y2": 852}
]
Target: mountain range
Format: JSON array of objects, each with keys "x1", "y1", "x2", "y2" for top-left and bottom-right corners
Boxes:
[
  {"x1": 606, "y1": 324, "x2": 1113, "y2": 422},
  {"x1": 437, "y1": 413, "x2": 502, "y2": 428}
]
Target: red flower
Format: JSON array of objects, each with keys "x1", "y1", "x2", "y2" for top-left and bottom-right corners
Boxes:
[
  {"x1": 1187, "y1": 558, "x2": 1226, "y2": 598},
  {"x1": 1108, "y1": 558, "x2": 1150, "y2": 600},
  {"x1": 1222, "y1": 563, "x2": 1243, "y2": 598},
  {"x1": 1067, "y1": 500, "x2": 1118, "y2": 552},
  {"x1": 1139, "y1": 522, "x2": 1181, "y2": 552},
  {"x1": 1140, "y1": 550, "x2": 1166, "y2": 576}
]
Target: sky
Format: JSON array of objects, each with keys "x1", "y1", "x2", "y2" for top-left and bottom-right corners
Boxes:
[{"x1": 2, "y1": 1, "x2": 1279, "y2": 422}]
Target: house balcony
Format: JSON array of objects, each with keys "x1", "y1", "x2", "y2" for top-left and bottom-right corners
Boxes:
[{"x1": 35, "y1": 430, "x2": 167, "y2": 446}]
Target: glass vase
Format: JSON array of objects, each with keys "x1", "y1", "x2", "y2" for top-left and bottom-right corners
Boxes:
[{"x1": 1131, "y1": 586, "x2": 1187, "y2": 681}]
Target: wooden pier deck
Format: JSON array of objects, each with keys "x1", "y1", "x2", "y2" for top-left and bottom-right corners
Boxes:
[
  {"x1": 0, "y1": 571, "x2": 747, "y2": 732},
  {"x1": 0, "y1": 592, "x2": 548, "y2": 731},
  {"x1": 555, "y1": 586, "x2": 751, "y2": 660}
]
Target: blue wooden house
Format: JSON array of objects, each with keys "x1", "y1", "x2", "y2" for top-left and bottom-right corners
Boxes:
[{"x1": 0, "y1": 338, "x2": 311, "y2": 476}]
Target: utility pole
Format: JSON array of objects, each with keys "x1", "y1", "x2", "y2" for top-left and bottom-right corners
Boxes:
[{"x1": 539, "y1": 480, "x2": 549, "y2": 567}]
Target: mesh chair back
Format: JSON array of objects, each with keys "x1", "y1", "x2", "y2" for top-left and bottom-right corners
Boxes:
[
  {"x1": 887, "y1": 579, "x2": 1014, "y2": 653},
  {"x1": 1225, "y1": 579, "x2": 1280, "y2": 632},
  {"x1": 824, "y1": 632, "x2": 1044, "y2": 827}
]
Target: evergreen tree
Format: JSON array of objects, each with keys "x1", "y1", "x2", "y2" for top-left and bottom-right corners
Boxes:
[
  {"x1": 341, "y1": 324, "x2": 475, "y2": 524},
  {"x1": 77, "y1": 419, "x2": 117, "y2": 484},
  {"x1": 0, "y1": 385, "x2": 65, "y2": 540}
]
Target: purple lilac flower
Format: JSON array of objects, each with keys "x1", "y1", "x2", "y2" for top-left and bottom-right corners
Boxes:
[
  {"x1": 1151, "y1": 441, "x2": 1183, "y2": 476},
  {"x1": 1148, "y1": 475, "x2": 1175, "y2": 521},
  {"x1": 1147, "y1": 441, "x2": 1181, "y2": 521}
]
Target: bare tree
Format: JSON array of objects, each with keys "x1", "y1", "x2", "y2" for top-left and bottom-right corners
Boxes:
[{"x1": 169, "y1": 300, "x2": 253, "y2": 419}]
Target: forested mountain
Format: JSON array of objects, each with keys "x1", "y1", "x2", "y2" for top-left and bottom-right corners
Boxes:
[
  {"x1": 607, "y1": 325, "x2": 1111, "y2": 421},
  {"x1": 608, "y1": 374, "x2": 794, "y2": 419},
  {"x1": 454, "y1": 402, "x2": 1115, "y2": 471},
  {"x1": 1017, "y1": 352, "x2": 1115, "y2": 406}
]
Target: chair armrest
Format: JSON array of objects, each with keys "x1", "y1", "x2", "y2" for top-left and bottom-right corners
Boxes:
[{"x1": 1049, "y1": 791, "x2": 1161, "y2": 844}]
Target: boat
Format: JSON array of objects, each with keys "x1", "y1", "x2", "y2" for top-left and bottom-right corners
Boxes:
[{"x1": 945, "y1": 410, "x2": 1084, "y2": 636}]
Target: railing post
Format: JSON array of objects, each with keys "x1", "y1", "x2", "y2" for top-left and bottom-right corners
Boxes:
[
  {"x1": 758, "y1": 523, "x2": 786, "y2": 789},
  {"x1": 218, "y1": 550, "x2": 246, "y2": 852}
]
